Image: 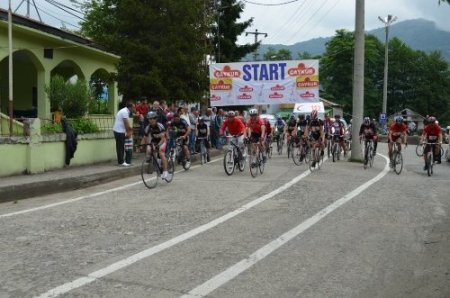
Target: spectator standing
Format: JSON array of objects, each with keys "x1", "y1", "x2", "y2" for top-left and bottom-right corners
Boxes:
[
  {"x1": 213, "y1": 109, "x2": 225, "y2": 148},
  {"x1": 152, "y1": 100, "x2": 167, "y2": 127},
  {"x1": 189, "y1": 107, "x2": 199, "y2": 153},
  {"x1": 113, "y1": 101, "x2": 133, "y2": 166}
]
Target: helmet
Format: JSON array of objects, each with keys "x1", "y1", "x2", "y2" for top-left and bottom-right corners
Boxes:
[
  {"x1": 289, "y1": 114, "x2": 295, "y2": 120},
  {"x1": 334, "y1": 114, "x2": 341, "y2": 119},
  {"x1": 147, "y1": 111, "x2": 157, "y2": 119},
  {"x1": 395, "y1": 116, "x2": 403, "y2": 123},
  {"x1": 249, "y1": 108, "x2": 258, "y2": 116},
  {"x1": 299, "y1": 114, "x2": 305, "y2": 119},
  {"x1": 228, "y1": 111, "x2": 236, "y2": 117},
  {"x1": 363, "y1": 117, "x2": 370, "y2": 125},
  {"x1": 276, "y1": 115, "x2": 281, "y2": 120},
  {"x1": 428, "y1": 116, "x2": 436, "y2": 124},
  {"x1": 311, "y1": 110, "x2": 318, "y2": 119}
]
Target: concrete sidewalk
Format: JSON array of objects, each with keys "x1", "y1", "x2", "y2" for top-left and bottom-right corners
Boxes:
[{"x1": 0, "y1": 149, "x2": 224, "y2": 203}]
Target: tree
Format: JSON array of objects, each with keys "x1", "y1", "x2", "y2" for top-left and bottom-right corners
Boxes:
[
  {"x1": 263, "y1": 47, "x2": 292, "y2": 60},
  {"x1": 81, "y1": 0, "x2": 209, "y2": 102},
  {"x1": 211, "y1": 0, "x2": 258, "y2": 62}
]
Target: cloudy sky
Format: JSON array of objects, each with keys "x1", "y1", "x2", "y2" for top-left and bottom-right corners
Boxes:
[
  {"x1": 2, "y1": 0, "x2": 450, "y2": 45},
  {"x1": 238, "y1": 0, "x2": 450, "y2": 45}
]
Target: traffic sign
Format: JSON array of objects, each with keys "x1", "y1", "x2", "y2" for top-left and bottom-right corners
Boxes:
[{"x1": 379, "y1": 112, "x2": 387, "y2": 125}]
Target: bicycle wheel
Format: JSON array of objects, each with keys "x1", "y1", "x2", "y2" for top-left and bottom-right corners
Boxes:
[
  {"x1": 393, "y1": 152, "x2": 403, "y2": 175},
  {"x1": 332, "y1": 144, "x2": 337, "y2": 162},
  {"x1": 327, "y1": 140, "x2": 331, "y2": 158},
  {"x1": 303, "y1": 144, "x2": 310, "y2": 163},
  {"x1": 238, "y1": 152, "x2": 245, "y2": 172},
  {"x1": 249, "y1": 148, "x2": 258, "y2": 178},
  {"x1": 165, "y1": 159, "x2": 175, "y2": 183},
  {"x1": 427, "y1": 152, "x2": 433, "y2": 177},
  {"x1": 268, "y1": 144, "x2": 273, "y2": 159},
  {"x1": 223, "y1": 150, "x2": 235, "y2": 176},
  {"x1": 368, "y1": 145, "x2": 374, "y2": 168},
  {"x1": 309, "y1": 148, "x2": 316, "y2": 171},
  {"x1": 440, "y1": 146, "x2": 444, "y2": 158},
  {"x1": 317, "y1": 149, "x2": 321, "y2": 170},
  {"x1": 287, "y1": 141, "x2": 292, "y2": 158},
  {"x1": 415, "y1": 144, "x2": 424, "y2": 157},
  {"x1": 258, "y1": 148, "x2": 265, "y2": 174},
  {"x1": 292, "y1": 145, "x2": 302, "y2": 166},
  {"x1": 141, "y1": 158, "x2": 158, "y2": 189}
]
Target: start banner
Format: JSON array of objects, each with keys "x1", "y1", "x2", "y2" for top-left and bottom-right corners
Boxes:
[{"x1": 209, "y1": 60, "x2": 320, "y2": 107}]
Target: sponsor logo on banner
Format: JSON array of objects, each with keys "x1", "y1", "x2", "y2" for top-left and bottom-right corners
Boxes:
[
  {"x1": 210, "y1": 79, "x2": 232, "y2": 91},
  {"x1": 300, "y1": 91, "x2": 316, "y2": 99},
  {"x1": 214, "y1": 65, "x2": 241, "y2": 78},
  {"x1": 296, "y1": 76, "x2": 319, "y2": 88},
  {"x1": 210, "y1": 94, "x2": 221, "y2": 101},
  {"x1": 239, "y1": 85, "x2": 254, "y2": 92},
  {"x1": 238, "y1": 93, "x2": 252, "y2": 100},
  {"x1": 288, "y1": 63, "x2": 316, "y2": 76},
  {"x1": 271, "y1": 84, "x2": 285, "y2": 91},
  {"x1": 269, "y1": 92, "x2": 283, "y2": 99}
]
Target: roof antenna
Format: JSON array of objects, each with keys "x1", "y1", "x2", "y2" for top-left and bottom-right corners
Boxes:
[{"x1": 14, "y1": 0, "x2": 43, "y2": 22}]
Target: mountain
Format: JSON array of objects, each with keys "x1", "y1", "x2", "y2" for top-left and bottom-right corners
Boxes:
[{"x1": 247, "y1": 19, "x2": 450, "y2": 61}]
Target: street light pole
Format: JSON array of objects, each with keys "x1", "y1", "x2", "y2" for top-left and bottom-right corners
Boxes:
[{"x1": 378, "y1": 14, "x2": 397, "y2": 115}]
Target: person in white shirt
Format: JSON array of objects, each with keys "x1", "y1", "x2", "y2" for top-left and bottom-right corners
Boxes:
[{"x1": 113, "y1": 101, "x2": 133, "y2": 166}]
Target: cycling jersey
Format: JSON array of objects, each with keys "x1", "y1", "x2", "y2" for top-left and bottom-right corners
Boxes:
[
  {"x1": 423, "y1": 124, "x2": 442, "y2": 141},
  {"x1": 145, "y1": 123, "x2": 165, "y2": 144},
  {"x1": 389, "y1": 123, "x2": 407, "y2": 140},
  {"x1": 286, "y1": 119, "x2": 297, "y2": 133},
  {"x1": 263, "y1": 118, "x2": 272, "y2": 134},
  {"x1": 359, "y1": 123, "x2": 377, "y2": 139},
  {"x1": 220, "y1": 118, "x2": 246, "y2": 136},
  {"x1": 247, "y1": 117, "x2": 264, "y2": 134},
  {"x1": 170, "y1": 119, "x2": 190, "y2": 137},
  {"x1": 308, "y1": 119, "x2": 322, "y2": 141},
  {"x1": 331, "y1": 121, "x2": 345, "y2": 136},
  {"x1": 323, "y1": 118, "x2": 333, "y2": 135},
  {"x1": 297, "y1": 119, "x2": 308, "y2": 137},
  {"x1": 275, "y1": 119, "x2": 285, "y2": 133}
]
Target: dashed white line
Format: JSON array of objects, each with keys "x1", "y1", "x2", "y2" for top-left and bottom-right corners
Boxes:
[
  {"x1": 35, "y1": 164, "x2": 315, "y2": 298},
  {"x1": 181, "y1": 154, "x2": 390, "y2": 298}
]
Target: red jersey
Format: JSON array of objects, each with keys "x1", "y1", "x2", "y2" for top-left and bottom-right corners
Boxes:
[
  {"x1": 423, "y1": 124, "x2": 442, "y2": 141},
  {"x1": 247, "y1": 117, "x2": 265, "y2": 134},
  {"x1": 220, "y1": 118, "x2": 246, "y2": 136},
  {"x1": 136, "y1": 103, "x2": 149, "y2": 116},
  {"x1": 263, "y1": 118, "x2": 272, "y2": 134},
  {"x1": 389, "y1": 123, "x2": 407, "y2": 139}
]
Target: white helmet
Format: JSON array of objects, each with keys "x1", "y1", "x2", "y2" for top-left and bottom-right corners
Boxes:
[{"x1": 249, "y1": 108, "x2": 258, "y2": 116}]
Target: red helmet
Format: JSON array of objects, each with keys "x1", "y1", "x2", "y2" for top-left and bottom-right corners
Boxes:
[{"x1": 311, "y1": 110, "x2": 318, "y2": 119}]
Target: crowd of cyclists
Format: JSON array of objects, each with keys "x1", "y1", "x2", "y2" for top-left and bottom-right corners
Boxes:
[{"x1": 140, "y1": 100, "x2": 447, "y2": 180}]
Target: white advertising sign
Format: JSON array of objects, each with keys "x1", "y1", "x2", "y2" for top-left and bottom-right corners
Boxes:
[
  {"x1": 209, "y1": 60, "x2": 320, "y2": 106},
  {"x1": 293, "y1": 102, "x2": 325, "y2": 113}
]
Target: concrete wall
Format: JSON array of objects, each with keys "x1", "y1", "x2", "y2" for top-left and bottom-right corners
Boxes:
[{"x1": 0, "y1": 119, "x2": 116, "y2": 177}]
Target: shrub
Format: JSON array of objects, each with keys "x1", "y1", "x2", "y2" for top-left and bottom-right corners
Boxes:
[
  {"x1": 69, "y1": 118, "x2": 99, "y2": 134},
  {"x1": 63, "y1": 80, "x2": 91, "y2": 119},
  {"x1": 45, "y1": 75, "x2": 66, "y2": 112},
  {"x1": 41, "y1": 122, "x2": 63, "y2": 134}
]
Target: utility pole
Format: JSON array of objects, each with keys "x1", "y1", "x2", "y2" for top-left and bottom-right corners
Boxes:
[
  {"x1": 351, "y1": 0, "x2": 365, "y2": 161},
  {"x1": 8, "y1": 0, "x2": 14, "y2": 136},
  {"x1": 378, "y1": 14, "x2": 397, "y2": 115},
  {"x1": 245, "y1": 29, "x2": 267, "y2": 61}
]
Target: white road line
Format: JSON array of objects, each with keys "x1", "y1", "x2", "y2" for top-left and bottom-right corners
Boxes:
[
  {"x1": 0, "y1": 158, "x2": 222, "y2": 219},
  {"x1": 35, "y1": 164, "x2": 315, "y2": 298},
  {"x1": 181, "y1": 154, "x2": 390, "y2": 298}
]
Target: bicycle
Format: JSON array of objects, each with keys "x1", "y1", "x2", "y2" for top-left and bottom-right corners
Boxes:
[
  {"x1": 423, "y1": 142, "x2": 442, "y2": 177},
  {"x1": 326, "y1": 135, "x2": 332, "y2": 158},
  {"x1": 222, "y1": 135, "x2": 246, "y2": 176},
  {"x1": 141, "y1": 144, "x2": 174, "y2": 189},
  {"x1": 331, "y1": 135, "x2": 342, "y2": 162},
  {"x1": 265, "y1": 135, "x2": 273, "y2": 159},
  {"x1": 362, "y1": 138, "x2": 375, "y2": 169},
  {"x1": 309, "y1": 139, "x2": 322, "y2": 171},
  {"x1": 197, "y1": 137, "x2": 209, "y2": 165},
  {"x1": 168, "y1": 137, "x2": 191, "y2": 171},
  {"x1": 391, "y1": 141, "x2": 403, "y2": 175},
  {"x1": 415, "y1": 143, "x2": 425, "y2": 157},
  {"x1": 286, "y1": 136, "x2": 295, "y2": 159},
  {"x1": 275, "y1": 131, "x2": 284, "y2": 155},
  {"x1": 248, "y1": 139, "x2": 265, "y2": 178},
  {"x1": 292, "y1": 137, "x2": 309, "y2": 166}
]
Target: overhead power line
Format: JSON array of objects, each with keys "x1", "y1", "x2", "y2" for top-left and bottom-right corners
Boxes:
[
  {"x1": 242, "y1": 0, "x2": 301, "y2": 6},
  {"x1": 43, "y1": 0, "x2": 85, "y2": 21}
]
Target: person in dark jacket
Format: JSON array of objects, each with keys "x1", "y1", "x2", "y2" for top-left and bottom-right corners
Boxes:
[{"x1": 62, "y1": 118, "x2": 78, "y2": 165}]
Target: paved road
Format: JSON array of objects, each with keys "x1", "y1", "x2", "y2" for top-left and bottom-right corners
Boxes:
[{"x1": 1, "y1": 144, "x2": 449, "y2": 297}]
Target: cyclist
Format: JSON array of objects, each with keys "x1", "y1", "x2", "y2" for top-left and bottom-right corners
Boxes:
[
  {"x1": 331, "y1": 114, "x2": 347, "y2": 157},
  {"x1": 359, "y1": 117, "x2": 379, "y2": 166},
  {"x1": 295, "y1": 114, "x2": 309, "y2": 161},
  {"x1": 274, "y1": 115, "x2": 286, "y2": 146},
  {"x1": 169, "y1": 113, "x2": 191, "y2": 166},
  {"x1": 323, "y1": 113, "x2": 333, "y2": 142},
  {"x1": 304, "y1": 110, "x2": 325, "y2": 167},
  {"x1": 196, "y1": 116, "x2": 210, "y2": 162},
  {"x1": 263, "y1": 117, "x2": 273, "y2": 153},
  {"x1": 420, "y1": 116, "x2": 443, "y2": 170},
  {"x1": 285, "y1": 115, "x2": 297, "y2": 145},
  {"x1": 388, "y1": 116, "x2": 408, "y2": 166},
  {"x1": 145, "y1": 111, "x2": 169, "y2": 179},
  {"x1": 220, "y1": 111, "x2": 247, "y2": 159},
  {"x1": 246, "y1": 108, "x2": 267, "y2": 163}
]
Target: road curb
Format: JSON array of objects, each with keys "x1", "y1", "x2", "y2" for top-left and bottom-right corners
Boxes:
[{"x1": 0, "y1": 149, "x2": 224, "y2": 203}]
